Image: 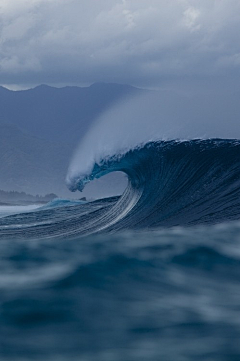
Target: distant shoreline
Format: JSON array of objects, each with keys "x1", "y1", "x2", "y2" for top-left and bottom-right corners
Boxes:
[
  {"x1": 0, "y1": 200, "x2": 49, "y2": 206},
  {"x1": 0, "y1": 189, "x2": 58, "y2": 207}
]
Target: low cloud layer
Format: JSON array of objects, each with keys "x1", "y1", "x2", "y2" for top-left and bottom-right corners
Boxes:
[{"x1": 1, "y1": 0, "x2": 240, "y2": 87}]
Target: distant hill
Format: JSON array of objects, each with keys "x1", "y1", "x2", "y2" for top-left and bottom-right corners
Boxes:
[
  {"x1": 0, "y1": 83, "x2": 140, "y2": 145},
  {"x1": 0, "y1": 83, "x2": 140, "y2": 196}
]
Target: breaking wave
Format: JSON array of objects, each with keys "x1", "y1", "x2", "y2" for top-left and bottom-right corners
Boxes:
[
  {"x1": 1, "y1": 139, "x2": 240, "y2": 238},
  {"x1": 68, "y1": 138, "x2": 240, "y2": 231}
]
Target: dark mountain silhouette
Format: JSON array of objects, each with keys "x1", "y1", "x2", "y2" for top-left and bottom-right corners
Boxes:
[
  {"x1": 0, "y1": 83, "x2": 140, "y2": 196},
  {"x1": 0, "y1": 83, "x2": 140, "y2": 145}
]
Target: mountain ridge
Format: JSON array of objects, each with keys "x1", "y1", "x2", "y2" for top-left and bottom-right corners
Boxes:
[
  {"x1": 0, "y1": 82, "x2": 141, "y2": 144},
  {"x1": 0, "y1": 83, "x2": 139, "y2": 196}
]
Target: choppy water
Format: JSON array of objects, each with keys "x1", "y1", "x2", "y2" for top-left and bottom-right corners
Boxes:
[{"x1": 1, "y1": 223, "x2": 240, "y2": 360}]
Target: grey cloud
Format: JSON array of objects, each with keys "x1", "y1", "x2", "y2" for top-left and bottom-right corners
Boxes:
[{"x1": 0, "y1": 0, "x2": 240, "y2": 87}]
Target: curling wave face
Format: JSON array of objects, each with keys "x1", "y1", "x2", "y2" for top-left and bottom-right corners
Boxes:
[{"x1": 1, "y1": 139, "x2": 240, "y2": 238}]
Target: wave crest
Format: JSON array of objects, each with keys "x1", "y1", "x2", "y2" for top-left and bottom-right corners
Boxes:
[{"x1": 67, "y1": 139, "x2": 240, "y2": 232}]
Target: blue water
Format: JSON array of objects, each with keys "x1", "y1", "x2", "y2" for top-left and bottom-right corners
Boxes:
[{"x1": 1, "y1": 139, "x2": 240, "y2": 360}]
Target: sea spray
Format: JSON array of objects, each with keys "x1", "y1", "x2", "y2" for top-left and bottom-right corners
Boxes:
[{"x1": 67, "y1": 88, "x2": 240, "y2": 191}]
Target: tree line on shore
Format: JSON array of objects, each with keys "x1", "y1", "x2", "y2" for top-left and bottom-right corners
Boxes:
[{"x1": 0, "y1": 189, "x2": 57, "y2": 203}]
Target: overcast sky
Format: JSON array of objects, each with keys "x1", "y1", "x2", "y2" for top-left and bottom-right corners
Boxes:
[{"x1": 1, "y1": 0, "x2": 240, "y2": 89}]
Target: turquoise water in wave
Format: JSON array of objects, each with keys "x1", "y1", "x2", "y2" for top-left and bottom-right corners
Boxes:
[{"x1": 1, "y1": 220, "x2": 240, "y2": 360}]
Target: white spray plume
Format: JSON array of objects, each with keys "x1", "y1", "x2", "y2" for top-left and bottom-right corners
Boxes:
[{"x1": 66, "y1": 84, "x2": 240, "y2": 190}]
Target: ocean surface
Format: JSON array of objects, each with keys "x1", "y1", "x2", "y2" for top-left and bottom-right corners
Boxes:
[{"x1": 1, "y1": 139, "x2": 240, "y2": 360}]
